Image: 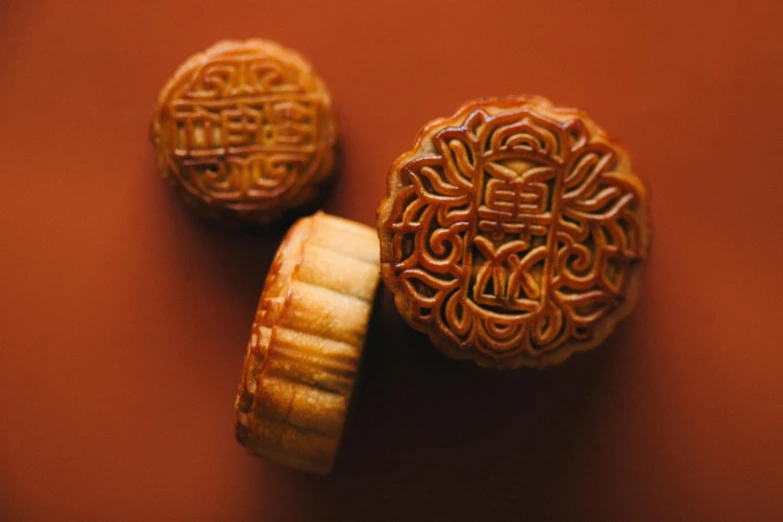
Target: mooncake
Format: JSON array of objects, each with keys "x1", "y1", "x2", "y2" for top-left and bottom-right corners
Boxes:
[
  {"x1": 235, "y1": 212, "x2": 380, "y2": 473},
  {"x1": 150, "y1": 40, "x2": 337, "y2": 224},
  {"x1": 377, "y1": 96, "x2": 650, "y2": 369}
]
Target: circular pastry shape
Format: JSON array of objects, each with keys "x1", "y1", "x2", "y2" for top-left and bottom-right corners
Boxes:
[
  {"x1": 378, "y1": 96, "x2": 650, "y2": 369},
  {"x1": 235, "y1": 212, "x2": 380, "y2": 474},
  {"x1": 150, "y1": 40, "x2": 337, "y2": 224}
]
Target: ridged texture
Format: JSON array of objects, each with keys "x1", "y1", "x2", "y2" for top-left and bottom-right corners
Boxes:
[{"x1": 235, "y1": 212, "x2": 380, "y2": 473}]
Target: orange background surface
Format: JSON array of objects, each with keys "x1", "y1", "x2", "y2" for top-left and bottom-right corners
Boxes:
[{"x1": 1, "y1": 1, "x2": 782, "y2": 520}]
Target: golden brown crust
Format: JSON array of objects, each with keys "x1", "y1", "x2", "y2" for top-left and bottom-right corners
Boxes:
[
  {"x1": 377, "y1": 95, "x2": 650, "y2": 369},
  {"x1": 235, "y1": 212, "x2": 380, "y2": 473},
  {"x1": 150, "y1": 39, "x2": 337, "y2": 224}
]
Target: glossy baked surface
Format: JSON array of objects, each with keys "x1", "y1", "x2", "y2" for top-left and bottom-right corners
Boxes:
[
  {"x1": 235, "y1": 212, "x2": 380, "y2": 473},
  {"x1": 150, "y1": 39, "x2": 336, "y2": 224},
  {"x1": 378, "y1": 96, "x2": 649, "y2": 368}
]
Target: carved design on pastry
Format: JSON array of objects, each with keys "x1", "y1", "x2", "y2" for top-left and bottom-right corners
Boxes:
[
  {"x1": 151, "y1": 40, "x2": 336, "y2": 223},
  {"x1": 378, "y1": 96, "x2": 649, "y2": 368}
]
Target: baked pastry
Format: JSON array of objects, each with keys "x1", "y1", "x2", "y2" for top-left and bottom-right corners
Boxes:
[
  {"x1": 235, "y1": 212, "x2": 380, "y2": 473},
  {"x1": 150, "y1": 39, "x2": 337, "y2": 224},
  {"x1": 377, "y1": 96, "x2": 650, "y2": 369}
]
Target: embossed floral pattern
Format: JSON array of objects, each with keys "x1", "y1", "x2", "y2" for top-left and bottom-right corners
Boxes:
[{"x1": 379, "y1": 97, "x2": 649, "y2": 367}]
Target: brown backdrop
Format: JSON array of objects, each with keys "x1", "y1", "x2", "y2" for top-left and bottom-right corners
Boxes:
[{"x1": 1, "y1": 1, "x2": 782, "y2": 520}]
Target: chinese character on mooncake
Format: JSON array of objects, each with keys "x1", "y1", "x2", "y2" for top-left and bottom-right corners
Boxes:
[
  {"x1": 151, "y1": 40, "x2": 337, "y2": 224},
  {"x1": 378, "y1": 96, "x2": 650, "y2": 368}
]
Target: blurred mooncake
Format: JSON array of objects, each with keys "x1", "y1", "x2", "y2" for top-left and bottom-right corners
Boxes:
[{"x1": 151, "y1": 40, "x2": 337, "y2": 224}]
